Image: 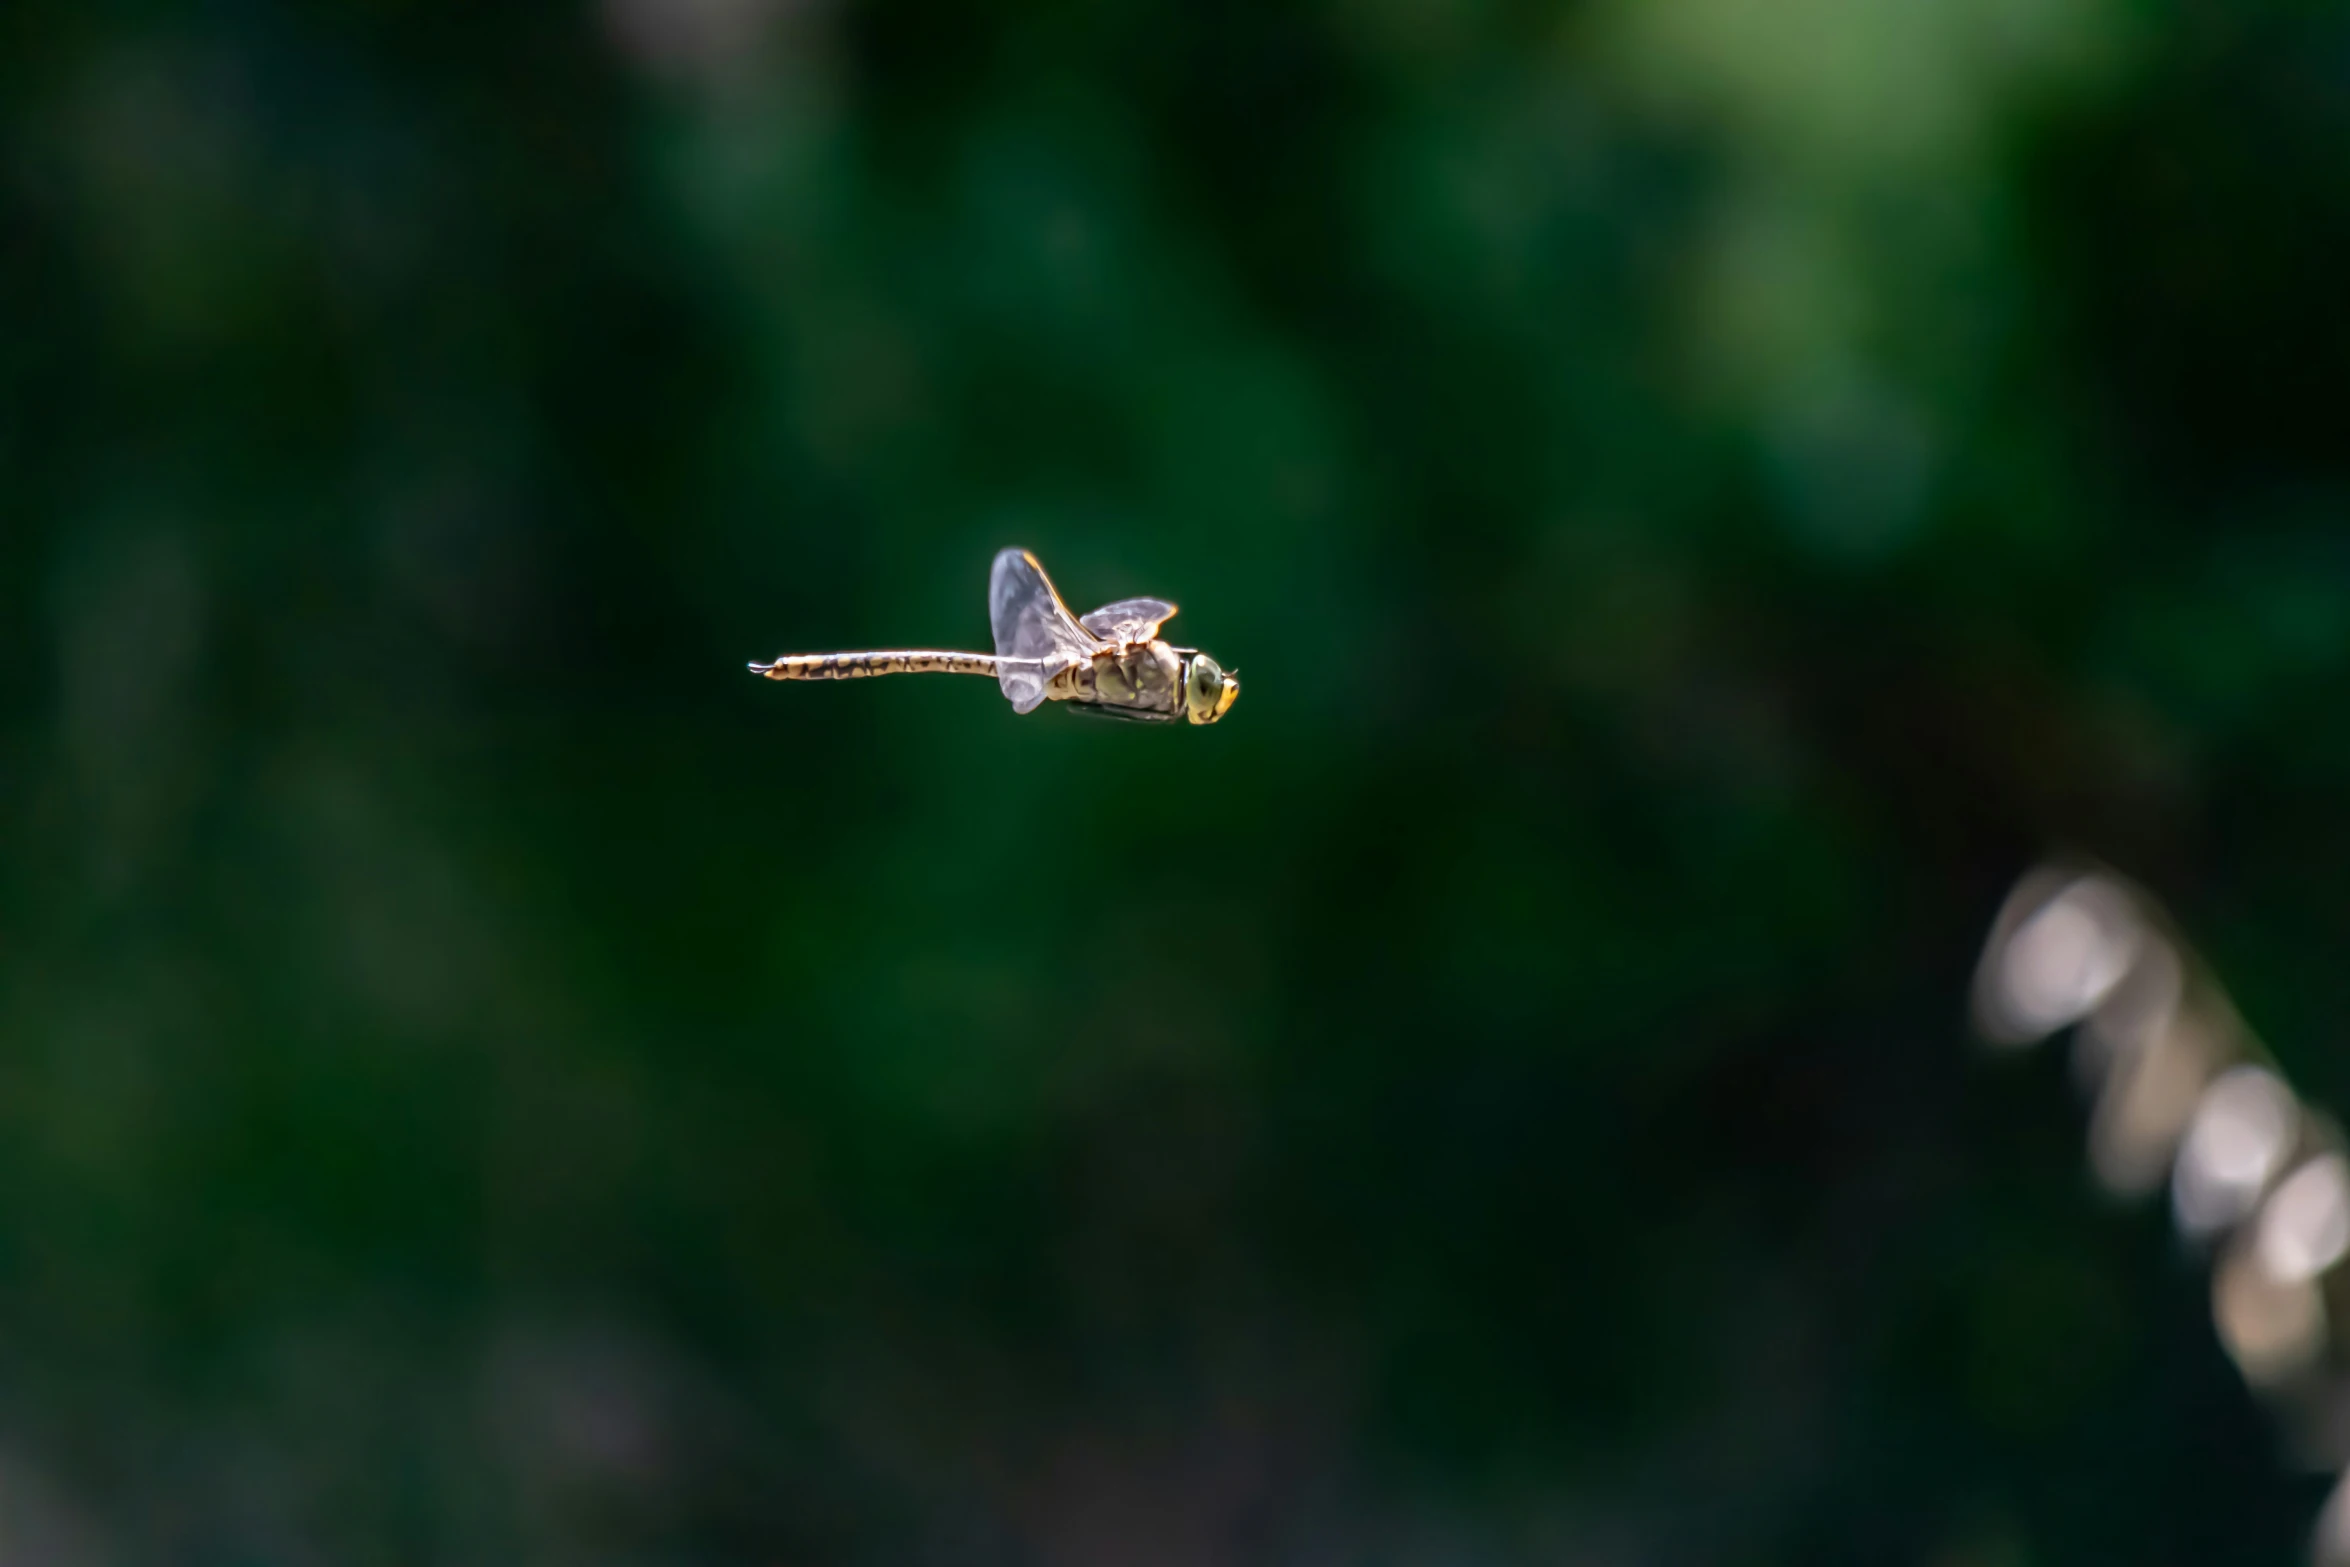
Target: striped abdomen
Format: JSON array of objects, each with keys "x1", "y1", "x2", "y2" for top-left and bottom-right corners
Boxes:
[{"x1": 750, "y1": 650, "x2": 998, "y2": 681}]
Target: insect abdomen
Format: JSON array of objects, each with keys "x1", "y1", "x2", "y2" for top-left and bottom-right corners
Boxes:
[{"x1": 751, "y1": 651, "x2": 997, "y2": 680}]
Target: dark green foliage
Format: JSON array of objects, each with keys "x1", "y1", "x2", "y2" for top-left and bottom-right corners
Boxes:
[{"x1": 4, "y1": 0, "x2": 2348, "y2": 1559}]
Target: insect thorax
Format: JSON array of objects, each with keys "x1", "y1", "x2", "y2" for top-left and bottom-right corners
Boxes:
[{"x1": 1052, "y1": 640, "x2": 1184, "y2": 713}]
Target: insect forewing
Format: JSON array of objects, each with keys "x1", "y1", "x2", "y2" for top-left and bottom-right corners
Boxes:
[
  {"x1": 1079, "y1": 596, "x2": 1178, "y2": 645},
  {"x1": 989, "y1": 548, "x2": 1101, "y2": 713}
]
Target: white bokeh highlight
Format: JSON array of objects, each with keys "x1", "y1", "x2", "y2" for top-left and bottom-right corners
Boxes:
[{"x1": 2174, "y1": 1066, "x2": 2300, "y2": 1239}]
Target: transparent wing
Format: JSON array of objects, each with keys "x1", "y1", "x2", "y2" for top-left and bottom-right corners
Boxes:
[
  {"x1": 989, "y1": 548, "x2": 1101, "y2": 714},
  {"x1": 1079, "y1": 596, "x2": 1179, "y2": 645},
  {"x1": 1065, "y1": 702, "x2": 1178, "y2": 725}
]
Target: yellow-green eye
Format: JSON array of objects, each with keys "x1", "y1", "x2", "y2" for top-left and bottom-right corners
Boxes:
[{"x1": 1184, "y1": 655, "x2": 1237, "y2": 724}]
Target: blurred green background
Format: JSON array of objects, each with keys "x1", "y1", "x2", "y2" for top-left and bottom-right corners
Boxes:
[{"x1": 8, "y1": 0, "x2": 2350, "y2": 1560}]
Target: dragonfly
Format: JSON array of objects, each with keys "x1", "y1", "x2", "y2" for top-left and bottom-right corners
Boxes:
[{"x1": 749, "y1": 548, "x2": 1241, "y2": 725}]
